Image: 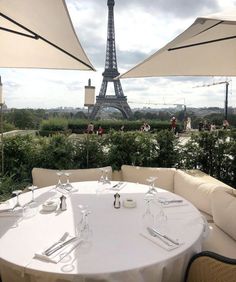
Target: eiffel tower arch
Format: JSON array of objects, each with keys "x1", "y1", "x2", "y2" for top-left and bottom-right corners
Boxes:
[{"x1": 90, "y1": 0, "x2": 132, "y2": 119}]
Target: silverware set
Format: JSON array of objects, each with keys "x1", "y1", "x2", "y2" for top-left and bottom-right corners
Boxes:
[
  {"x1": 158, "y1": 199, "x2": 183, "y2": 205},
  {"x1": 111, "y1": 182, "x2": 126, "y2": 191},
  {"x1": 147, "y1": 227, "x2": 180, "y2": 247},
  {"x1": 43, "y1": 232, "x2": 77, "y2": 256}
]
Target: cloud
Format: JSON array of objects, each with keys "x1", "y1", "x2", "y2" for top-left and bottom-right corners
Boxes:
[
  {"x1": 113, "y1": 0, "x2": 219, "y2": 18},
  {"x1": 2, "y1": 0, "x2": 235, "y2": 110}
]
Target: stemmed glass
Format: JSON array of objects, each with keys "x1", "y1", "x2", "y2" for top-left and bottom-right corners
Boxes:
[
  {"x1": 154, "y1": 200, "x2": 167, "y2": 232},
  {"x1": 22, "y1": 185, "x2": 39, "y2": 218},
  {"x1": 12, "y1": 190, "x2": 23, "y2": 210},
  {"x1": 96, "y1": 169, "x2": 107, "y2": 194},
  {"x1": 98, "y1": 168, "x2": 105, "y2": 184},
  {"x1": 64, "y1": 172, "x2": 73, "y2": 191},
  {"x1": 146, "y1": 176, "x2": 158, "y2": 196},
  {"x1": 77, "y1": 205, "x2": 93, "y2": 244},
  {"x1": 28, "y1": 185, "x2": 38, "y2": 203},
  {"x1": 142, "y1": 193, "x2": 154, "y2": 228},
  {"x1": 103, "y1": 169, "x2": 111, "y2": 185},
  {"x1": 56, "y1": 170, "x2": 64, "y2": 189}
]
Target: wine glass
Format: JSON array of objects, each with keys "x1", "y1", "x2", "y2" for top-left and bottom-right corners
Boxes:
[
  {"x1": 56, "y1": 170, "x2": 64, "y2": 189},
  {"x1": 146, "y1": 176, "x2": 158, "y2": 196},
  {"x1": 98, "y1": 168, "x2": 105, "y2": 183},
  {"x1": 27, "y1": 185, "x2": 38, "y2": 203},
  {"x1": 76, "y1": 205, "x2": 93, "y2": 245},
  {"x1": 12, "y1": 190, "x2": 23, "y2": 210},
  {"x1": 64, "y1": 172, "x2": 73, "y2": 191},
  {"x1": 103, "y1": 169, "x2": 111, "y2": 185},
  {"x1": 154, "y1": 200, "x2": 167, "y2": 233},
  {"x1": 142, "y1": 193, "x2": 154, "y2": 228}
]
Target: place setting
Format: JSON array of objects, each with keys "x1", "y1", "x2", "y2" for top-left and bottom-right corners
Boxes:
[
  {"x1": 140, "y1": 187, "x2": 184, "y2": 251},
  {"x1": 0, "y1": 185, "x2": 39, "y2": 218},
  {"x1": 34, "y1": 232, "x2": 81, "y2": 264},
  {"x1": 34, "y1": 204, "x2": 93, "y2": 265},
  {"x1": 54, "y1": 170, "x2": 78, "y2": 195}
]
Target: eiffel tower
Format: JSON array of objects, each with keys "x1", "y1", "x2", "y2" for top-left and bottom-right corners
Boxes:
[{"x1": 90, "y1": 0, "x2": 132, "y2": 119}]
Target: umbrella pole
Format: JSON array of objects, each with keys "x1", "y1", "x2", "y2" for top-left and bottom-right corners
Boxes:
[{"x1": 224, "y1": 82, "x2": 229, "y2": 121}]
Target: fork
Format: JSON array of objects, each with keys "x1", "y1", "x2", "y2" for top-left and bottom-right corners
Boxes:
[{"x1": 43, "y1": 232, "x2": 69, "y2": 255}]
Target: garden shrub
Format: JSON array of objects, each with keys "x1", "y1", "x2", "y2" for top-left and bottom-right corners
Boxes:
[{"x1": 1, "y1": 129, "x2": 235, "y2": 200}]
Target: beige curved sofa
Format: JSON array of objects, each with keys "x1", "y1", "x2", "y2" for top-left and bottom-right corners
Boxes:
[
  {"x1": 32, "y1": 164, "x2": 236, "y2": 259},
  {"x1": 32, "y1": 166, "x2": 112, "y2": 188},
  {"x1": 119, "y1": 165, "x2": 236, "y2": 259}
]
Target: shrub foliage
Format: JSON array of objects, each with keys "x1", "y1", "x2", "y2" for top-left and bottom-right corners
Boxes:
[{"x1": 0, "y1": 130, "x2": 235, "y2": 200}]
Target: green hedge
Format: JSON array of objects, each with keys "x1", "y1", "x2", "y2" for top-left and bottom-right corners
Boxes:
[
  {"x1": 1, "y1": 129, "x2": 235, "y2": 200},
  {"x1": 68, "y1": 120, "x2": 175, "y2": 134},
  {"x1": 40, "y1": 119, "x2": 178, "y2": 134}
]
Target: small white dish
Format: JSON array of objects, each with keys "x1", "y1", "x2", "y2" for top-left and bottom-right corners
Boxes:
[
  {"x1": 123, "y1": 198, "x2": 136, "y2": 208},
  {"x1": 42, "y1": 200, "x2": 58, "y2": 212}
]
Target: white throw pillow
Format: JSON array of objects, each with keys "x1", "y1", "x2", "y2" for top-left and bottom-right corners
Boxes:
[
  {"x1": 174, "y1": 170, "x2": 229, "y2": 215},
  {"x1": 211, "y1": 190, "x2": 236, "y2": 241}
]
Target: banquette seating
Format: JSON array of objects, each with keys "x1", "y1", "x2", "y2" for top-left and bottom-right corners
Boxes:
[{"x1": 32, "y1": 165, "x2": 236, "y2": 259}]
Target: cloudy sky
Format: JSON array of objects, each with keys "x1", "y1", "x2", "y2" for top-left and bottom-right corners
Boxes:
[{"x1": 1, "y1": 0, "x2": 236, "y2": 109}]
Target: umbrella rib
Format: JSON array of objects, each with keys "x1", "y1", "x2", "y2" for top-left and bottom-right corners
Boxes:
[
  {"x1": 0, "y1": 26, "x2": 38, "y2": 39},
  {"x1": 0, "y1": 12, "x2": 94, "y2": 70},
  {"x1": 168, "y1": 35, "x2": 236, "y2": 51}
]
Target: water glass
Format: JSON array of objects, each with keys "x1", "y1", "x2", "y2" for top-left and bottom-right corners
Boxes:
[
  {"x1": 12, "y1": 190, "x2": 23, "y2": 210},
  {"x1": 76, "y1": 205, "x2": 93, "y2": 243},
  {"x1": 154, "y1": 200, "x2": 167, "y2": 232},
  {"x1": 142, "y1": 194, "x2": 154, "y2": 228},
  {"x1": 98, "y1": 168, "x2": 105, "y2": 183},
  {"x1": 56, "y1": 170, "x2": 64, "y2": 189},
  {"x1": 27, "y1": 185, "x2": 38, "y2": 203},
  {"x1": 146, "y1": 176, "x2": 158, "y2": 196},
  {"x1": 103, "y1": 169, "x2": 111, "y2": 185},
  {"x1": 64, "y1": 172, "x2": 73, "y2": 191}
]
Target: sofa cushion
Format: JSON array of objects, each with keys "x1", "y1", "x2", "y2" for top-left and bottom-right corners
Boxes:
[
  {"x1": 202, "y1": 223, "x2": 236, "y2": 259},
  {"x1": 32, "y1": 166, "x2": 113, "y2": 188},
  {"x1": 174, "y1": 170, "x2": 230, "y2": 216},
  {"x1": 211, "y1": 190, "x2": 236, "y2": 241},
  {"x1": 121, "y1": 165, "x2": 176, "y2": 192}
]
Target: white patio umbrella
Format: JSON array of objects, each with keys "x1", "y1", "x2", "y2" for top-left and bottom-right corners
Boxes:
[
  {"x1": 0, "y1": 0, "x2": 95, "y2": 71},
  {"x1": 119, "y1": 8, "x2": 236, "y2": 78}
]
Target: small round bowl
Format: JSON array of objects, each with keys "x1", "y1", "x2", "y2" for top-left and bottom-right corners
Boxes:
[{"x1": 42, "y1": 200, "x2": 58, "y2": 212}]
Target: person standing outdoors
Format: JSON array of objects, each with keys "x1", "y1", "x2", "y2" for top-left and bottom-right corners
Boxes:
[
  {"x1": 97, "y1": 125, "x2": 104, "y2": 137},
  {"x1": 170, "y1": 117, "x2": 177, "y2": 134},
  {"x1": 87, "y1": 122, "x2": 94, "y2": 134}
]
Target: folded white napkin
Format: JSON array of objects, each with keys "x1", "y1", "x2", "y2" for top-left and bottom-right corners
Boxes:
[
  {"x1": 34, "y1": 236, "x2": 81, "y2": 264},
  {"x1": 140, "y1": 229, "x2": 184, "y2": 251},
  {"x1": 110, "y1": 182, "x2": 127, "y2": 191}
]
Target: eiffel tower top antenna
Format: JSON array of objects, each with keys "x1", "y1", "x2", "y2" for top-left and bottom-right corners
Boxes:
[
  {"x1": 89, "y1": 0, "x2": 132, "y2": 119},
  {"x1": 103, "y1": 0, "x2": 119, "y2": 79}
]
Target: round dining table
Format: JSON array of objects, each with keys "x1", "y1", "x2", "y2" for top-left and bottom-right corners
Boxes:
[{"x1": 0, "y1": 181, "x2": 206, "y2": 282}]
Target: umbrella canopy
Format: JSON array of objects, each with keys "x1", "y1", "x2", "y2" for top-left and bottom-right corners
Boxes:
[
  {"x1": 120, "y1": 9, "x2": 236, "y2": 78},
  {"x1": 0, "y1": 0, "x2": 95, "y2": 71}
]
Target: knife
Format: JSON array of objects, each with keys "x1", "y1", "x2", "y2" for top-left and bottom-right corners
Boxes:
[
  {"x1": 147, "y1": 227, "x2": 180, "y2": 245},
  {"x1": 146, "y1": 227, "x2": 173, "y2": 246},
  {"x1": 43, "y1": 232, "x2": 69, "y2": 254},
  {"x1": 45, "y1": 237, "x2": 77, "y2": 256},
  {"x1": 111, "y1": 182, "x2": 123, "y2": 190},
  {"x1": 159, "y1": 199, "x2": 183, "y2": 205}
]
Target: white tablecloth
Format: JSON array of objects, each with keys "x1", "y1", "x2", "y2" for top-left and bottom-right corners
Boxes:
[{"x1": 0, "y1": 182, "x2": 205, "y2": 282}]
